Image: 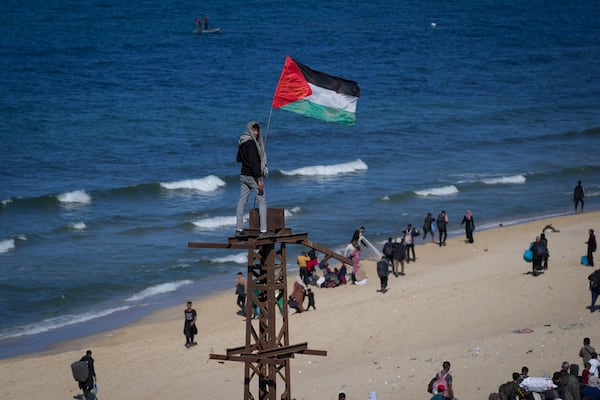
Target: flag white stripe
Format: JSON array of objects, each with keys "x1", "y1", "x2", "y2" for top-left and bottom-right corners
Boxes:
[{"x1": 305, "y1": 83, "x2": 358, "y2": 113}]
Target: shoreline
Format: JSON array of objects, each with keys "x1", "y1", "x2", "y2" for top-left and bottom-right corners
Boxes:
[
  {"x1": 0, "y1": 206, "x2": 595, "y2": 362},
  {"x1": 1, "y1": 210, "x2": 599, "y2": 399}
]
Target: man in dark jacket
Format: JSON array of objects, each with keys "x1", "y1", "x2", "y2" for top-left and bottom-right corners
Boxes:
[
  {"x1": 79, "y1": 350, "x2": 96, "y2": 399},
  {"x1": 235, "y1": 121, "x2": 272, "y2": 238},
  {"x1": 376, "y1": 256, "x2": 389, "y2": 292}
]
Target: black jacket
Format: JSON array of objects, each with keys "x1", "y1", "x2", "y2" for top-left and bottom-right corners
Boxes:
[{"x1": 237, "y1": 140, "x2": 262, "y2": 179}]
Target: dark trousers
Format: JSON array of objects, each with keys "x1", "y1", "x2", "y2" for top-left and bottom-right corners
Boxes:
[
  {"x1": 379, "y1": 276, "x2": 388, "y2": 290},
  {"x1": 237, "y1": 294, "x2": 246, "y2": 310},
  {"x1": 406, "y1": 244, "x2": 415, "y2": 261},
  {"x1": 466, "y1": 228, "x2": 474, "y2": 243},
  {"x1": 589, "y1": 250, "x2": 595, "y2": 267},
  {"x1": 439, "y1": 229, "x2": 447, "y2": 245},
  {"x1": 592, "y1": 290, "x2": 600, "y2": 308}
]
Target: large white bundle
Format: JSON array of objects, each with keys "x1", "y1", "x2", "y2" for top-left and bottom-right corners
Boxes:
[{"x1": 520, "y1": 377, "x2": 557, "y2": 393}]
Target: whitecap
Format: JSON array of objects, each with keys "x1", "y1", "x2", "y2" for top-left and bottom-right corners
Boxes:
[
  {"x1": 193, "y1": 208, "x2": 298, "y2": 230},
  {"x1": 192, "y1": 215, "x2": 237, "y2": 229},
  {"x1": 125, "y1": 280, "x2": 193, "y2": 302},
  {"x1": 161, "y1": 175, "x2": 225, "y2": 191},
  {"x1": 414, "y1": 185, "x2": 459, "y2": 196},
  {"x1": 57, "y1": 190, "x2": 91, "y2": 204},
  {"x1": 286, "y1": 207, "x2": 301, "y2": 217},
  {"x1": 280, "y1": 159, "x2": 368, "y2": 177},
  {"x1": 211, "y1": 252, "x2": 247, "y2": 264},
  {"x1": 481, "y1": 174, "x2": 527, "y2": 184},
  {"x1": 69, "y1": 222, "x2": 87, "y2": 230},
  {"x1": 0, "y1": 239, "x2": 16, "y2": 254}
]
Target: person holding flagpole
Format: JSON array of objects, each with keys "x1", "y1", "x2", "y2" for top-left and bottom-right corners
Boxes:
[{"x1": 235, "y1": 121, "x2": 273, "y2": 239}]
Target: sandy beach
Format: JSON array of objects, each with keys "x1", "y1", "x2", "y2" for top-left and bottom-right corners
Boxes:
[{"x1": 1, "y1": 211, "x2": 599, "y2": 400}]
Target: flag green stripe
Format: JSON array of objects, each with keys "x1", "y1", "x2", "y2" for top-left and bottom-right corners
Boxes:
[{"x1": 281, "y1": 100, "x2": 356, "y2": 126}]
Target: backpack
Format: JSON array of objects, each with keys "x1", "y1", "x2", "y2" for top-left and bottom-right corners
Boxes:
[
  {"x1": 437, "y1": 214, "x2": 446, "y2": 228},
  {"x1": 589, "y1": 271, "x2": 600, "y2": 290},
  {"x1": 71, "y1": 360, "x2": 89, "y2": 383},
  {"x1": 382, "y1": 242, "x2": 394, "y2": 258}
]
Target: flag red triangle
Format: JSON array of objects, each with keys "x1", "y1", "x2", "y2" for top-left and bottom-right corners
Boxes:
[{"x1": 272, "y1": 55, "x2": 313, "y2": 108}]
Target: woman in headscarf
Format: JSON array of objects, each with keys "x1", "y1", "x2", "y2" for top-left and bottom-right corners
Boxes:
[{"x1": 460, "y1": 209, "x2": 475, "y2": 243}]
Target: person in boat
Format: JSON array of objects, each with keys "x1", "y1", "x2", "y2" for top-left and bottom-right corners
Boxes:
[
  {"x1": 202, "y1": 15, "x2": 209, "y2": 30},
  {"x1": 195, "y1": 17, "x2": 202, "y2": 31}
]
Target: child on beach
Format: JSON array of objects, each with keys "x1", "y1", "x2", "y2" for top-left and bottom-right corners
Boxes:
[
  {"x1": 306, "y1": 288, "x2": 316, "y2": 310},
  {"x1": 234, "y1": 272, "x2": 246, "y2": 314}
]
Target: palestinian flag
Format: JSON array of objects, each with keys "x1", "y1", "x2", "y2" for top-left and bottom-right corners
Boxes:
[{"x1": 272, "y1": 55, "x2": 360, "y2": 126}]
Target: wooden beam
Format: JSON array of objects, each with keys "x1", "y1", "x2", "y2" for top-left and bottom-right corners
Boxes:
[
  {"x1": 300, "y1": 239, "x2": 353, "y2": 265},
  {"x1": 188, "y1": 242, "x2": 250, "y2": 250}
]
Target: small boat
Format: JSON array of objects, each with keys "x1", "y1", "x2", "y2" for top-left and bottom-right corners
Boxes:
[{"x1": 192, "y1": 27, "x2": 221, "y2": 34}]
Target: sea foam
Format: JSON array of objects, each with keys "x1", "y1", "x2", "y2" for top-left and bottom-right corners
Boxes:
[
  {"x1": 280, "y1": 159, "x2": 368, "y2": 177},
  {"x1": 0, "y1": 239, "x2": 16, "y2": 254},
  {"x1": 211, "y1": 252, "x2": 247, "y2": 264},
  {"x1": 69, "y1": 222, "x2": 87, "y2": 230},
  {"x1": 57, "y1": 190, "x2": 91, "y2": 204},
  {"x1": 160, "y1": 175, "x2": 225, "y2": 191},
  {"x1": 481, "y1": 174, "x2": 527, "y2": 184},
  {"x1": 192, "y1": 207, "x2": 300, "y2": 230},
  {"x1": 414, "y1": 185, "x2": 459, "y2": 196},
  {"x1": 125, "y1": 280, "x2": 194, "y2": 302}
]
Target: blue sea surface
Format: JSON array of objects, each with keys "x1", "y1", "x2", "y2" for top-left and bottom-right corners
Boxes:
[{"x1": 1, "y1": 0, "x2": 600, "y2": 359}]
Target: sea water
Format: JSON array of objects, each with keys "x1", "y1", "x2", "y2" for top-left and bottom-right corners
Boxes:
[{"x1": 1, "y1": 0, "x2": 599, "y2": 358}]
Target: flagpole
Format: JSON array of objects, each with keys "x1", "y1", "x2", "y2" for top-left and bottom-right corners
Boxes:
[{"x1": 264, "y1": 107, "x2": 273, "y2": 146}]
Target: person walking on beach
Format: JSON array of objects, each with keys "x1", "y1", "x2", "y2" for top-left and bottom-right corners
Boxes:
[
  {"x1": 587, "y1": 229, "x2": 597, "y2": 267},
  {"x1": 422, "y1": 212, "x2": 436, "y2": 243},
  {"x1": 436, "y1": 210, "x2": 448, "y2": 247},
  {"x1": 382, "y1": 237, "x2": 394, "y2": 266},
  {"x1": 77, "y1": 350, "x2": 96, "y2": 400},
  {"x1": 392, "y1": 238, "x2": 406, "y2": 276},
  {"x1": 580, "y1": 337, "x2": 597, "y2": 368},
  {"x1": 588, "y1": 270, "x2": 600, "y2": 312},
  {"x1": 236, "y1": 121, "x2": 273, "y2": 239},
  {"x1": 430, "y1": 361, "x2": 454, "y2": 400},
  {"x1": 402, "y1": 223, "x2": 418, "y2": 262},
  {"x1": 574, "y1": 180, "x2": 585, "y2": 212},
  {"x1": 306, "y1": 288, "x2": 316, "y2": 310},
  {"x1": 376, "y1": 256, "x2": 390, "y2": 293},
  {"x1": 460, "y1": 209, "x2": 475, "y2": 244},
  {"x1": 183, "y1": 301, "x2": 198, "y2": 348},
  {"x1": 540, "y1": 233, "x2": 550, "y2": 269},
  {"x1": 235, "y1": 272, "x2": 246, "y2": 314}
]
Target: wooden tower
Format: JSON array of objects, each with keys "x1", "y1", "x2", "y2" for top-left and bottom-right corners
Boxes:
[{"x1": 188, "y1": 209, "x2": 351, "y2": 400}]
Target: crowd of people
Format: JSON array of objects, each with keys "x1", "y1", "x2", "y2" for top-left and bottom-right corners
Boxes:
[{"x1": 486, "y1": 337, "x2": 600, "y2": 399}]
